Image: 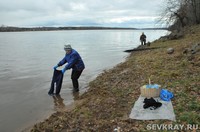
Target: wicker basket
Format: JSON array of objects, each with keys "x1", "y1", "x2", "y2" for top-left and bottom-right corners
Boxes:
[{"x1": 140, "y1": 85, "x2": 161, "y2": 98}]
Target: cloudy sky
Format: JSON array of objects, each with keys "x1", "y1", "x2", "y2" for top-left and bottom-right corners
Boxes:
[{"x1": 0, "y1": 0, "x2": 165, "y2": 28}]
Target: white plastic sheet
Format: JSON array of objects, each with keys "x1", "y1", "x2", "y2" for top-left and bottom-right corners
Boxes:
[{"x1": 129, "y1": 96, "x2": 176, "y2": 121}]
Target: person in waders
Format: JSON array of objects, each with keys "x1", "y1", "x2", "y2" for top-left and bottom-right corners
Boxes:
[
  {"x1": 140, "y1": 32, "x2": 146, "y2": 45},
  {"x1": 53, "y1": 44, "x2": 85, "y2": 93}
]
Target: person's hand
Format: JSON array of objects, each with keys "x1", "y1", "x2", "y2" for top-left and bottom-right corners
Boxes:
[
  {"x1": 62, "y1": 68, "x2": 66, "y2": 74},
  {"x1": 53, "y1": 65, "x2": 58, "y2": 70}
]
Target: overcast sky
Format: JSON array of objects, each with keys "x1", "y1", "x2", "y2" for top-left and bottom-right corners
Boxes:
[{"x1": 0, "y1": 0, "x2": 165, "y2": 28}]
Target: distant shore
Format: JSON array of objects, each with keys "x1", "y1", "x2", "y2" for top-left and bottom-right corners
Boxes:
[{"x1": 0, "y1": 26, "x2": 167, "y2": 32}]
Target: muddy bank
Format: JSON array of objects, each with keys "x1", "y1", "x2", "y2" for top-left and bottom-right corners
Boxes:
[{"x1": 31, "y1": 25, "x2": 200, "y2": 131}]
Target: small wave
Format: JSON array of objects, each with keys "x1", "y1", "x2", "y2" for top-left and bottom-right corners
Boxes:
[{"x1": 11, "y1": 75, "x2": 38, "y2": 80}]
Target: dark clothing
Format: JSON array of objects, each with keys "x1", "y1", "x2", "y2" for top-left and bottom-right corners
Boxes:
[
  {"x1": 143, "y1": 97, "x2": 162, "y2": 110},
  {"x1": 140, "y1": 34, "x2": 146, "y2": 45},
  {"x1": 57, "y1": 49, "x2": 85, "y2": 71},
  {"x1": 48, "y1": 70, "x2": 63, "y2": 95},
  {"x1": 71, "y1": 70, "x2": 83, "y2": 92}
]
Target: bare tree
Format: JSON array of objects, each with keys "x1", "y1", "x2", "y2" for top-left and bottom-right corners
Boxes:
[
  {"x1": 190, "y1": 0, "x2": 200, "y2": 24},
  {"x1": 158, "y1": 0, "x2": 200, "y2": 29},
  {"x1": 160, "y1": 0, "x2": 188, "y2": 27}
]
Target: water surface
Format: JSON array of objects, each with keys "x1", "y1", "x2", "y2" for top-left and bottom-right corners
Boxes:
[{"x1": 0, "y1": 30, "x2": 168, "y2": 131}]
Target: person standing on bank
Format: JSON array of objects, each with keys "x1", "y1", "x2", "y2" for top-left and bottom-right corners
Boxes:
[
  {"x1": 53, "y1": 45, "x2": 85, "y2": 92},
  {"x1": 140, "y1": 32, "x2": 146, "y2": 45}
]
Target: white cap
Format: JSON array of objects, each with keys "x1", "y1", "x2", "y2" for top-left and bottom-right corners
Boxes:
[{"x1": 64, "y1": 44, "x2": 72, "y2": 51}]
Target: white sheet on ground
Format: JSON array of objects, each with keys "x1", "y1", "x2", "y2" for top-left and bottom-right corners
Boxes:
[{"x1": 129, "y1": 96, "x2": 176, "y2": 121}]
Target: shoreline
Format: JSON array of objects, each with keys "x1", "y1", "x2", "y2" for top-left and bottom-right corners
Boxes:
[
  {"x1": 0, "y1": 26, "x2": 167, "y2": 32},
  {"x1": 31, "y1": 25, "x2": 200, "y2": 131}
]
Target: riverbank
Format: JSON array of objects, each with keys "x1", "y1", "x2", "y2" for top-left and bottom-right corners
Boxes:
[{"x1": 31, "y1": 25, "x2": 200, "y2": 131}]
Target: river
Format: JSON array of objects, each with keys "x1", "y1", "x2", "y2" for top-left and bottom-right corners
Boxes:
[{"x1": 0, "y1": 29, "x2": 168, "y2": 131}]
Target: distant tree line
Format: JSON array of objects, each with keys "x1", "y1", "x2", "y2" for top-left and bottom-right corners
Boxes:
[
  {"x1": 0, "y1": 26, "x2": 139, "y2": 32},
  {"x1": 0, "y1": 26, "x2": 58, "y2": 32},
  {"x1": 159, "y1": 0, "x2": 200, "y2": 30}
]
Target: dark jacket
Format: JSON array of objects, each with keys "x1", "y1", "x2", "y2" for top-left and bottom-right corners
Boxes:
[
  {"x1": 57, "y1": 49, "x2": 85, "y2": 71},
  {"x1": 140, "y1": 34, "x2": 146, "y2": 41}
]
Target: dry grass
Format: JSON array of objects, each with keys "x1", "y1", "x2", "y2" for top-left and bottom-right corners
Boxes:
[{"x1": 31, "y1": 25, "x2": 200, "y2": 132}]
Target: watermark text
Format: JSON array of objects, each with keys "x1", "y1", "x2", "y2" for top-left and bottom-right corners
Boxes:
[{"x1": 146, "y1": 124, "x2": 199, "y2": 131}]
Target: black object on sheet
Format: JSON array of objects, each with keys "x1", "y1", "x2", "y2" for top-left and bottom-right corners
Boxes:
[
  {"x1": 48, "y1": 69, "x2": 63, "y2": 95},
  {"x1": 143, "y1": 97, "x2": 162, "y2": 110}
]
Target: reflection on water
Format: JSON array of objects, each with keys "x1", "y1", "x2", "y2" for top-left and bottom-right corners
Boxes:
[
  {"x1": 52, "y1": 92, "x2": 80, "y2": 112},
  {"x1": 52, "y1": 95, "x2": 65, "y2": 111},
  {"x1": 72, "y1": 92, "x2": 80, "y2": 100}
]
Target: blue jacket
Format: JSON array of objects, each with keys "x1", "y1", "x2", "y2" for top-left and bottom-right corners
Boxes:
[{"x1": 57, "y1": 49, "x2": 85, "y2": 71}]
